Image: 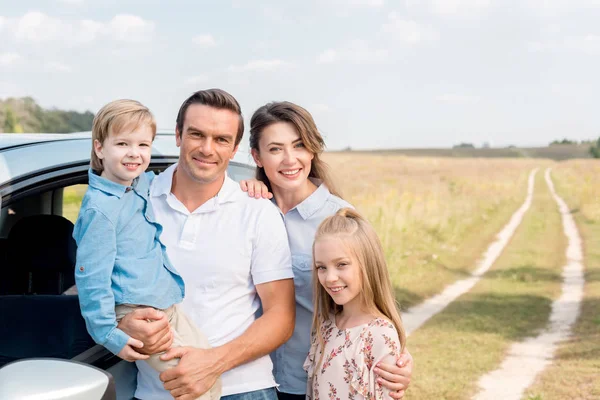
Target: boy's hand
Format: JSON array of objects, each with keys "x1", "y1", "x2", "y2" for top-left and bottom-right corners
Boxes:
[
  {"x1": 240, "y1": 179, "x2": 272, "y2": 199},
  {"x1": 117, "y1": 337, "x2": 150, "y2": 362}
]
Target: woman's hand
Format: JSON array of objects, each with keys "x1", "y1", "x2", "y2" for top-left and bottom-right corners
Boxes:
[
  {"x1": 117, "y1": 307, "x2": 173, "y2": 355},
  {"x1": 240, "y1": 179, "x2": 272, "y2": 199},
  {"x1": 375, "y1": 347, "x2": 413, "y2": 399}
]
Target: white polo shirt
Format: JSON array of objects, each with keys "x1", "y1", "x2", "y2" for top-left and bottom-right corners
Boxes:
[{"x1": 134, "y1": 163, "x2": 293, "y2": 399}]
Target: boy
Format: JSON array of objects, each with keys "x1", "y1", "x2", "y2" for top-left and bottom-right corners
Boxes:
[{"x1": 73, "y1": 99, "x2": 220, "y2": 400}]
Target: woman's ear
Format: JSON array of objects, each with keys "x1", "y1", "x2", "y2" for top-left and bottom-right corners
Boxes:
[{"x1": 251, "y1": 148, "x2": 263, "y2": 168}]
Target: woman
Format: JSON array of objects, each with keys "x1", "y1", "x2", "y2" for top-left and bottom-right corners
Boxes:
[{"x1": 241, "y1": 101, "x2": 413, "y2": 399}]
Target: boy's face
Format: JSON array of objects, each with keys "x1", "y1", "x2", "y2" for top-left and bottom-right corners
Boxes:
[{"x1": 94, "y1": 124, "x2": 154, "y2": 186}]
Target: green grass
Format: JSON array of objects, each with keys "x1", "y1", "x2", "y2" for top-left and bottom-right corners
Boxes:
[
  {"x1": 404, "y1": 172, "x2": 566, "y2": 399},
  {"x1": 522, "y1": 177, "x2": 600, "y2": 399}
]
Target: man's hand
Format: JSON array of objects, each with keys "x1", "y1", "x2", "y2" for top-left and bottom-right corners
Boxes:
[
  {"x1": 117, "y1": 307, "x2": 173, "y2": 355},
  {"x1": 160, "y1": 346, "x2": 223, "y2": 400},
  {"x1": 375, "y1": 347, "x2": 414, "y2": 399},
  {"x1": 240, "y1": 179, "x2": 272, "y2": 199},
  {"x1": 117, "y1": 337, "x2": 149, "y2": 362}
]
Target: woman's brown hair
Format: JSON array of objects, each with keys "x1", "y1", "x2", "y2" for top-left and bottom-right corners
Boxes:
[{"x1": 249, "y1": 101, "x2": 340, "y2": 196}]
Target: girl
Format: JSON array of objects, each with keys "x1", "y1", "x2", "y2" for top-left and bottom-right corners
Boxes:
[
  {"x1": 304, "y1": 208, "x2": 406, "y2": 400},
  {"x1": 242, "y1": 101, "x2": 411, "y2": 400}
]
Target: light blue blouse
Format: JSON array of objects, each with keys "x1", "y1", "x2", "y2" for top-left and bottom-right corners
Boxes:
[{"x1": 273, "y1": 182, "x2": 352, "y2": 394}]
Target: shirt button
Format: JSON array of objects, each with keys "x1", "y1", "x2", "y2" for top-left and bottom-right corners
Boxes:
[
  {"x1": 125, "y1": 187, "x2": 132, "y2": 193},
  {"x1": 79, "y1": 266, "x2": 84, "y2": 272}
]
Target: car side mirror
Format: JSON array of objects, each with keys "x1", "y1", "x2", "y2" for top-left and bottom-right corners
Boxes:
[{"x1": 0, "y1": 358, "x2": 116, "y2": 400}]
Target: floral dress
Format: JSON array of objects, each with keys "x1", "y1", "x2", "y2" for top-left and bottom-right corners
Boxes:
[{"x1": 303, "y1": 315, "x2": 402, "y2": 400}]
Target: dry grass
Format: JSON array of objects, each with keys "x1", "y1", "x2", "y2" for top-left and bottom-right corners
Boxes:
[{"x1": 324, "y1": 153, "x2": 549, "y2": 307}]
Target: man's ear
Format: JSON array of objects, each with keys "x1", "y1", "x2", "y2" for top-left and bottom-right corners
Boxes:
[
  {"x1": 93, "y1": 139, "x2": 104, "y2": 160},
  {"x1": 230, "y1": 143, "x2": 239, "y2": 160},
  {"x1": 175, "y1": 127, "x2": 182, "y2": 147},
  {"x1": 251, "y1": 148, "x2": 263, "y2": 168}
]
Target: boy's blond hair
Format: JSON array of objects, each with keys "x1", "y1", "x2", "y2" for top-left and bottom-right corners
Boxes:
[{"x1": 91, "y1": 99, "x2": 157, "y2": 172}]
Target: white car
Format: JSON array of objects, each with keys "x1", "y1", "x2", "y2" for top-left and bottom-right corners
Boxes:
[{"x1": 0, "y1": 132, "x2": 256, "y2": 399}]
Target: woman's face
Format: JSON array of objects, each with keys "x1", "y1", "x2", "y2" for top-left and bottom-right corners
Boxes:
[{"x1": 252, "y1": 122, "x2": 314, "y2": 192}]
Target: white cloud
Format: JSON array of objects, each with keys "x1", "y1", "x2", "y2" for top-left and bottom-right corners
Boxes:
[
  {"x1": 107, "y1": 14, "x2": 155, "y2": 42},
  {"x1": 193, "y1": 34, "x2": 217, "y2": 48},
  {"x1": 14, "y1": 11, "x2": 65, "y2": 42},
  {"x1": 185, "y1": 75, "x2": 210, "y2": 85},
  {"x1": 317, "y1": 49, "x2": 338, "y2": 64},
  {"x1": 228, "y1": 59, "x2": 289, "y2": 72},
  {"x1": 435, "y1": 93, "x2": 480, "y2": 104},
  {"x1": 5, "y1": 11, "x2": 153, "y2": 44},
  {"x1": 317, "y1": 40, "x2": 388, "y2": 64},
  {"x1": 46, "y1": 62, "x2": 72, "y2": 72},
  {"x1": 0, "y1": 53, "x2": 22, "y2": 66},
  {"x1": 58, "y1": 0, "x2": 84, "y2": 4},
  {"x1": 382, "y1": 13, "x2": 439, "y2": 43}
]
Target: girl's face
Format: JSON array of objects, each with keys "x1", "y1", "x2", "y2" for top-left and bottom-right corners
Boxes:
[
  {"x1": 314, "y1": 236, "x2": 363, "y2": 309},
  {"x1": 251, "y1": 122, "x2": 314, "y2": 192}
]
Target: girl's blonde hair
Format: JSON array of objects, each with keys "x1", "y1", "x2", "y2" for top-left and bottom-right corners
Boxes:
[
  {"x1": 311, "y1": 208, "x2": 406, "y2": 374},
  {"x1": 91, "y1": 99, "x2": 156, "y2": 172}
]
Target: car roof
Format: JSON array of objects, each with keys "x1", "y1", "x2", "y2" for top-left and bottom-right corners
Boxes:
[{"x1": 0, "y1": 132, "x2": 255, "y2": 186}]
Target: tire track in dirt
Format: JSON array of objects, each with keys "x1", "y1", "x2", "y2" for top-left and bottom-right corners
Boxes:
[
  {"x1": 473, "y1": 168, "x2": 585, "y2": 400},
  {"x1": 403, "y1": 169, "x2": 539, "y2": 336}
]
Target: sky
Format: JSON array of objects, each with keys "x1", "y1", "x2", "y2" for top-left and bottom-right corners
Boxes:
[{"x1": 0, "y1": 0, "x2": 599, "y2": 150}]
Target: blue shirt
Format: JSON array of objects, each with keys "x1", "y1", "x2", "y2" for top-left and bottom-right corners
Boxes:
[
  {"x1": 73, "y1": 169, "x2": 185, "y2": 355},
  {"x1": 273, "y1": 182, "x2": 352, "y2": 394}
]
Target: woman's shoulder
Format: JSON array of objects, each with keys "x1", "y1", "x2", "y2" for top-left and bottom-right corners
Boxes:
[{"x1": 327, "y1": 193, "x2": 353, "y2": 211}]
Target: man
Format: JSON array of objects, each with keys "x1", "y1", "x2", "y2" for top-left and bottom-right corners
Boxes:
[{"x1": 118, "y1": 89, "x2": 296, "y2": 400}]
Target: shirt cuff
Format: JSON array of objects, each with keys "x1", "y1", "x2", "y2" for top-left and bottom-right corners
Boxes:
[{"x1": 104, "y1": 327, "x2": 131, "y2": 355}]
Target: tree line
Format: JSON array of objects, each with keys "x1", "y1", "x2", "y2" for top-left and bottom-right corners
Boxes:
[{"x1": 1, "y1": 97, "x2": 94, "y2": 134}]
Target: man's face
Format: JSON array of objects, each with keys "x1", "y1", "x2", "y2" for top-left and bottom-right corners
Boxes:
[{"x1": 176, "y1": 104, "x2": 240, "y2": 185}]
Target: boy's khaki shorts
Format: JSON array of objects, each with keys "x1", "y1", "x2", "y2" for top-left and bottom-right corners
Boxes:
[{"x1": 116, "y1": 303, "x2": 221, "y2": 400}]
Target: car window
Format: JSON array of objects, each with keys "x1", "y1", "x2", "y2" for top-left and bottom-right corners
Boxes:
[{"x1": 63, "y1": 184, "x2": 88, "y2": 223}]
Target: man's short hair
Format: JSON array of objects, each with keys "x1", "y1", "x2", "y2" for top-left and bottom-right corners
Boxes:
[
  {"x1": 91, "y1": 99, "x2": 156, "y2": 172},
  {"x1": 176, "y1": 88, "x2": 244, "y2": 146}
]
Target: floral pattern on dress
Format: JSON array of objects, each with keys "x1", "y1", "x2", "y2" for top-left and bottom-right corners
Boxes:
[{"x1": 304, "y1": 314, "x2": 402, "y2": 400}]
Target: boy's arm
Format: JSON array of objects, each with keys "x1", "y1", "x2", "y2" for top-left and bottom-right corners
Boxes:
[{"x1": 74, "y1": 208, "x2": 131, "y2": 355}]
